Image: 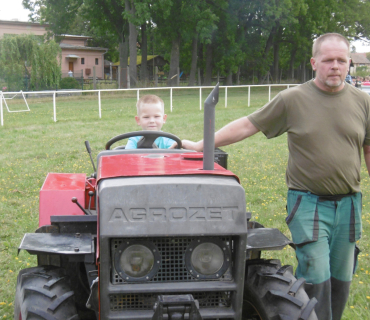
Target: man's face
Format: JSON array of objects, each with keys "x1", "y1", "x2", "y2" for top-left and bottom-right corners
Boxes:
[
  {"x1": 135, "y1": 102, "x2": 167, "y2": 131},
  {"x1": 310, "y1": 39, "x2": 350, "y2": 92}
]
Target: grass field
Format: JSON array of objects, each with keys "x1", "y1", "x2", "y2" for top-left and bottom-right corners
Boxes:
[{"x1": 0, "y1": 86, "x2": 369, "y2": 319}]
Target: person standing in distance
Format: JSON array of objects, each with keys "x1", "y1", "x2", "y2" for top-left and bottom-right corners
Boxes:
[{"x1": 182, "y1": 33, "x2": 370, "y2": 320}]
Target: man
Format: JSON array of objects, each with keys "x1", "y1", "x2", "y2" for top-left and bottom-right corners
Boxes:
[{"x1": 182, "y1": 33, "x2": 370, "y2": 320}]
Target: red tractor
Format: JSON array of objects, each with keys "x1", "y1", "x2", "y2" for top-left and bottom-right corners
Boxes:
[{"x1": 14, "y1": 85, "x2": 317, "y2": 320}]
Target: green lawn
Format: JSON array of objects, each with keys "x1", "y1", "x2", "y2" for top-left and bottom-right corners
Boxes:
[{"x1": 0, "y1": 86, "x2": 369, "y2": 319}]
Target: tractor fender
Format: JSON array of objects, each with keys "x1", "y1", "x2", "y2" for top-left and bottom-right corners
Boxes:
[
  {"x1": 18, "y1": 232, "x2": 94, "y2": 256},
  {"x1": 247, "y1": 227, "x2": 292, "y2": 251}
]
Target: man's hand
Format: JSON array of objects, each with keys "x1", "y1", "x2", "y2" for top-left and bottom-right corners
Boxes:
[
  {"x1": 169, "y1": 141, "x2": 178, "y2": 149},
  {"x1": 182, "y1": 140, "x2": 204, "y2": 151}
]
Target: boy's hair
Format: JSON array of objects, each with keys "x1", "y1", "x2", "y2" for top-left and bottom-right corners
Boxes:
[
  {"x1": 312, "y1": 33, "x2": 350, "y2": 58},
  {"x1": 136, "y1": 95, "x2": 164, "y2": 114}
]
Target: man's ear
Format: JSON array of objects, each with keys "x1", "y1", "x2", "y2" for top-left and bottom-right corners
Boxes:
[
  {"x1": 135, "y1": 115, "x2": 141, "y2": 126},
  {"x1": 310, "y1": 57, "x2": 316, "y2": 71},
  {"x1": 163, "y1": 114, "x2": 167, "y2": 123}
]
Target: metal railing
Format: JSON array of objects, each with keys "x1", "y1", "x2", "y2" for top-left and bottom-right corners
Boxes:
[{"x1": 0, "y1": 84, "x2": 300, "y2": 126}]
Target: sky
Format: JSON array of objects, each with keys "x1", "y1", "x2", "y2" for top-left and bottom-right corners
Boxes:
[
  {"x1": 1, "y1": 0, "x2": 370, "y2": 53},
  {"x1": 0, "y1": 0, "x2": 31, "y2": 22}
]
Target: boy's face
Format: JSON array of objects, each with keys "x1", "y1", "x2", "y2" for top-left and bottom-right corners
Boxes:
[{"x1": 135, "y1": 102, "x2": 167, "y2": 131}]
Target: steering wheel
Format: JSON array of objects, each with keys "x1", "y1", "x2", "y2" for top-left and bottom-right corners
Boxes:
[{"x1": 105, "y1": 131, "x2": 182, "y2": 150}]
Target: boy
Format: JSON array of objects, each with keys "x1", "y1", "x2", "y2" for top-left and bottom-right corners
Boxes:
[{"x1": 125, "y1": 94, "x2": 176, "y2": 149}]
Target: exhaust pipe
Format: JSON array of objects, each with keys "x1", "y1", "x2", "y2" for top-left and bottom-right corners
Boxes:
[{"x1": 203, "y1": 83, "x2": 219, "y2": 170}]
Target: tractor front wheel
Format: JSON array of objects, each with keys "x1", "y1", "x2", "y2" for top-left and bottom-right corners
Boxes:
[
  {"x1": 14, "y1": 266, "x2": 79, "y2": 320},
  {"x1": 243, "y1": 259, "x2": 318, "y2": 320}
]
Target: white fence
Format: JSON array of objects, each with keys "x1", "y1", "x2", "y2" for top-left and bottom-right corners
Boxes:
[{"x1": 0, "y1": 84, "x2": 299, "y2": 126}]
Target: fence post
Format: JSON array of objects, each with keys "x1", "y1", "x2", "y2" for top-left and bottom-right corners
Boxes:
[
  {"x1": 170, "y1": 88, "x2": 173, "y2": 112},
  {"x1": 93, "y1": 66, "x2": 97, "y2": 90},
  {"x1": 225, "y1": 87, "x2": 228, "y2": 108},
  {"x1": 248, "y1": 86, "x2": 251, "y2": 107},
  {"x1": 269, "y1": 85, "x2": 271, "y2": 101},
  {"x1": 199, "y1": 87, "x2": 202, "y2": 110},
  {"x1": 0, "y1": 91, "x2": 3, "y2": 126},
  {"x1": 53, "y1": 92, "x2": 57, "y2": 122},
  {"x1": 137, "y1": 89, "x2": 139, "y2": 101},
  {"x1": 98, "y1": 90, "x2": 101, "y2": 119}
]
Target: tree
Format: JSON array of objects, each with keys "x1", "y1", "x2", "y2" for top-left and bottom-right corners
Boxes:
[
  {"x1": 0, "y1": 34, "x2": 61, "y2": 91},
  {"x1": 152, "y1": 0, "x2": 219, "y2": 87}
]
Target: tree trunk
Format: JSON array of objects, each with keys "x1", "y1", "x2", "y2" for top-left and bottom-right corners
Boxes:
[
  {"x1": 126, "y1": 0, "x2": 137, "y2": 87},
  {"x1": 273, "y1": 42, "x2": 279, "y2": 83},
  {"x1": 188, "y1": 34, "x2": 198, "y2": 86},
  {"x1": 226, "y1": 70, "x2": 233, "y2": 85},
  {"x1": 140, "y1": 22, "x2": 148, "y2": 85},
  {"x1": 167, "y1": 36, "x2": 180, "y2": 87},
  {"x1": 198, "y1": 42, "x2": 204, "y2": 84},
  {"x1": 204, "y1": 43, "x2": 212, "y2": 86},
  {"x1": 119, "y1": 32, "x2": 129, "y2": 88},
  {"x1": 289, "y1": 48, "x2": 297, "y2": 81}
]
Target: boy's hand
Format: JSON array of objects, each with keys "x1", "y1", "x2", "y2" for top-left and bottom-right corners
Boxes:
[{"x1": 181, "y1": 140, "x2": 203, "y2": 152}]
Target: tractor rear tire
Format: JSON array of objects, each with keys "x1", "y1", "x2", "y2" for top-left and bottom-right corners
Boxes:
[
  {"x1": 243, "y1": 259, "x2": 318, "y2": 320},
  {"x1": 14, "y1": 266, "x2": 79, "y2": 320}
]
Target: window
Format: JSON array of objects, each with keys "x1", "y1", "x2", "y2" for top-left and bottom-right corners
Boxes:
[
  {"x1": 81, "y1": 58, "x2": 85, "y2": 65},
  {"x1": 95, "y1": 58, "x2": 99, "y2": 65}
]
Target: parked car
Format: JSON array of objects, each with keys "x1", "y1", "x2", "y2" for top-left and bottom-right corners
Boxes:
[{"x1": 345, "y1": 74, "x2": 353, "y2": 84}]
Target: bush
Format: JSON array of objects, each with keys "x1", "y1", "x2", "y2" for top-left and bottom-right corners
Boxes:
[{"x1": 60, "y1": 77, "x2": 81, "y2": 89}]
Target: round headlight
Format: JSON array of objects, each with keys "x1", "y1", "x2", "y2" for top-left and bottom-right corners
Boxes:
[
  {"x1": 185, "y1": 238, "x2": 231, "y2": 279},
  {"x1": 114, "y1": 241, "x2": 161, "y2": 282}
]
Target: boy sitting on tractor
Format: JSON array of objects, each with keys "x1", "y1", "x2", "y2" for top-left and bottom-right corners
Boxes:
[{"x1": 125, "y1": 94, "x2": 176, "y2": 149}]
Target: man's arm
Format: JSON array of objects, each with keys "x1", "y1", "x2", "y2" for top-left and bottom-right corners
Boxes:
[
  {"x1": 363, "y1": 144, "x2": 370, "y2": 175},
  {"x1": 182, "y1": 116, "x2": 260, "y2": 151}
]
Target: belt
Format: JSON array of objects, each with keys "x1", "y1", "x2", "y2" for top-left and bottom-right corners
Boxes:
[{"x1": 289, "y1": 188, "x2": 356, "y2": 202}]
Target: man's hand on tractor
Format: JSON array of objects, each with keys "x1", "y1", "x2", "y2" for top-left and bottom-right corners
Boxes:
[{"x1": 181, "y1": 140, "x2": 204, "y2": 151}]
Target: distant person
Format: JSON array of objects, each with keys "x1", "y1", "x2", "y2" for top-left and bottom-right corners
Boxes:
[
  {"x1": 125, "y1": 95, "x2": 176, "y2": 149},
  {"x1": 182, "y1": 33, "x2": 370, "y2": 320}
]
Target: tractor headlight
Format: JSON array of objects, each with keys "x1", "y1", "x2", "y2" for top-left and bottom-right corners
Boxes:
[
  {"x1": 114, "y1": 241, "x2": 161, "y2": 282},
  {"x1": 185, "y1": 238, "x2": 231, "y2": 279}
]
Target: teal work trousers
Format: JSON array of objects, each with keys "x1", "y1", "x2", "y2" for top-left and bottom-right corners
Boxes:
[{"x1": 286, "y1": 190, "x2": 362, "y2": 320}]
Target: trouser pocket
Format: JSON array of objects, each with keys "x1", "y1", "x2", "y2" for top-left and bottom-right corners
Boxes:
[
  {"x1": 350, "y1": 193, "x2": 362, "y2": 242},
  {"x1": 286, "y1": 191, "x2": 319, "y2": 245}
]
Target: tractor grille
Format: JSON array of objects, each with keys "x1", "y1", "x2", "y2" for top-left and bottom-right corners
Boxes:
[
  {"x1": 111, "y1": 237, "x2": 233, "y2": 284},
  {"x1": 109, "y1": 291, "x2": 232, "y2": 311}
]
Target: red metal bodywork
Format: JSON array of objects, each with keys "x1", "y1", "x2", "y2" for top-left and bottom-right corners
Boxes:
[
  {"x1": 38, "y1": 152, "x2": 238, "y2": 228},
  {"x1": 97, "y1": 153, "x2": 239, "y2": 182},
  {"x1": 39, "y1": 173, "x2": 86, "y2": 226}
]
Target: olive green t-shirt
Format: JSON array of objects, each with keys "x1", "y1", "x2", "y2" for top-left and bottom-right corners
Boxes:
[{"x1": 248, "y1": 80, "x2": 370, "y2": 195}]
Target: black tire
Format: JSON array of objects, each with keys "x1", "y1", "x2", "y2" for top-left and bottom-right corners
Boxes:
[
  {"x1": 243, "y1": 259, "x2": 318, "y2": 320},
  {"x1": 14, "y1": 266, "x2": 79, "y2": 320}
]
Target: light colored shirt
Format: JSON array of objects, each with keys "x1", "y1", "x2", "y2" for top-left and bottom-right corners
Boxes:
[
  {"x1": 248, "y1": 80, "x2": 370, "y2": 195},
  {"x1": 125, "y1": 136, "x2": 175, "y2": 149}
]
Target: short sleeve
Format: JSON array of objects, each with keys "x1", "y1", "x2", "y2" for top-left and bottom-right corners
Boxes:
[
  {"x1": 248, "y1": 93, "x2": 288, "y2": 139},
  {"x1": 125, "y1": 137, "x2": 140, "y2": 149}
]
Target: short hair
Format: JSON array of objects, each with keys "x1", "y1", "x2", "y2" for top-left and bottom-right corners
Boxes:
[
  {"x1": 312, "y1": 33, "x2": 350, "y2": 57},
  {"x1": 136, "y1": 95, "x2": 164, "y2": 114}
]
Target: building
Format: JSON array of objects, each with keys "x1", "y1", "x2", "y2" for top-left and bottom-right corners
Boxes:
[
  {"x1": 350, "y1": 52, "x2": 370, "y2": 74},
  {"x1": 0, "y1": 19, "x2": 47, "y2": 38},
  {"x1": 60, "y1": 35, "x2": 107, "y2": 79},
  {"x1": 0, "y1": 20, "x2": 107, "y2": 79}
]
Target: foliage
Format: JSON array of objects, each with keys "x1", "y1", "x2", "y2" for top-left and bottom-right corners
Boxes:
[
  {"x1": 354, "y1": 66, "x2": 369, "y2": 78},
  {"x1": 0, "y1": 34, "x2": 61, "y2": 91},
  {"x1": 21, "y1": 0, "x2": 370, "y2": 84},
  {"x1": 59, "y1": 77, "x2": 81, "y2": 89}
]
